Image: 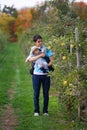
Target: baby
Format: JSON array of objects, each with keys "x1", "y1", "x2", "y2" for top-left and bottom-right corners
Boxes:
[{"x1": 30, "y1": 46, "x2": 48, "y2": 73}]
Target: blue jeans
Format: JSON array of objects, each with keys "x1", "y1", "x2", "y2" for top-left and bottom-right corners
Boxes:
[{"x1": 32, "y1": 74, "x2": 50, "y2": 113}]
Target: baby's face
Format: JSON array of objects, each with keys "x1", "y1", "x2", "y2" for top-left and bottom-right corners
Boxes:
[{"x1": 33, "y1": 49, "x2": 40, "y2": 55}]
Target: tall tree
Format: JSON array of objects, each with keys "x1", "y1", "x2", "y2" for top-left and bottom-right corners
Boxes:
[
  {"x1": 2, "y1": 5, "x2": 18, "y2": 18},
  {"x1": 74, "y1": 2, "x2": 87, "y2": 20}
]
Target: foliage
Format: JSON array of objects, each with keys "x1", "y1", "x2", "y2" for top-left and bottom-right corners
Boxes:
[
  {"x1": 17, "y1": 8, "x2": 32, "y2": 30},
  {"x1": 0, "y1": 12, "x2": 16, "y2": 42},
  {"x1": 0, "y1": 31, "x2": 9, "y2": 51},
  {"x1": 51, "y1": 0, "x2": 70, "y2": 15},
  {"x1": 30, "y1": 7, "x2": 39, "y2": 21},
  {"x1": 74, "y1": 2, "x2": 87, "y2": 21},
  {"x1": 0, "y1": 7, "x2": 36, "y2": 42},
  {"x1": 1, "y1": 1, "x2": 87, "y2": 42},
  {"x1": 48, "y1": 34, "x2": 87, "y2": 120}
]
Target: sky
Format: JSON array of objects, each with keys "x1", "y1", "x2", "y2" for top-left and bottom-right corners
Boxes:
[{"x1": 0, "y1": 0, "x2": 87, "y2": 10}]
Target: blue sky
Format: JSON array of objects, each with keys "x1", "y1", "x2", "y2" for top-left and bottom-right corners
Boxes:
[{"x1": 0, "y1": 0, "x2": 87, "y2": 10}]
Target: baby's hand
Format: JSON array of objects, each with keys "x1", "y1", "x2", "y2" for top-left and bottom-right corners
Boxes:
[
  {"x1": 25, "y1": 59, "x2": 27, "y2": 63},
  {"x1": 40, "y1": 52, "x2": 45, "y2": 57}
]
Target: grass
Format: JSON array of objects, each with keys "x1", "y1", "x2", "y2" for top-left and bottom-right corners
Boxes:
[{"x1": 0, "y1": 43, "x2": 87, "y2": 130}]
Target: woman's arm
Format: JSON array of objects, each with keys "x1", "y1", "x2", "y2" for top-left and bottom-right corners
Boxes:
[
  {"x1": 29, "y1": 53, "x2": 45, "y2": 62},
  {"x1": 48, "y1": 56, "x2": 53, "y2": 66}
]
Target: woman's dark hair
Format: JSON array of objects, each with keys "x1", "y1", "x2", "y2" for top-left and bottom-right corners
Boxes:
[{"x1": 33, "y1": 34, "x2": 42, "y2": 42}]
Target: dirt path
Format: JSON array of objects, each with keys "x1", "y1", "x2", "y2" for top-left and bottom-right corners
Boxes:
[{"x1": 0, "y1": 87, "x2": 18, "y2": 130}]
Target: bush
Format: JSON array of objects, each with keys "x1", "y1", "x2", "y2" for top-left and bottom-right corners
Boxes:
[{"x1": 0, "y1": 31, "x2": 9, "y2": 51}]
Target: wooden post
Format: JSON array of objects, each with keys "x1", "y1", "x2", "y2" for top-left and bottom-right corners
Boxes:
[
  {"x1": 75, "y1": 27, "x2": 81, "y2": 119},
  {"x1": 70, "y1": 40, "x2": 73, "y2": 54},
  {"x1": 75, "y1": 27, "x2": 80, "y2": 68}
]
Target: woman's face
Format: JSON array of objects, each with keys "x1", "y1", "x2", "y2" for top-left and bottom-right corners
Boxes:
[{"x1": 35, "y1": 39, "x2": 43, "y2": 48}]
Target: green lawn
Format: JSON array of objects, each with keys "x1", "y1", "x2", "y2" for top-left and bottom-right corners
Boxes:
[{"x1": 0, "y1": 43, "x2": 87, "y2": 130}]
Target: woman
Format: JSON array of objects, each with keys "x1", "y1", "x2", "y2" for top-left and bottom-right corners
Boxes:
[{"x1": 25, "y1": 34, "x2": 53, "y2": 116}]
